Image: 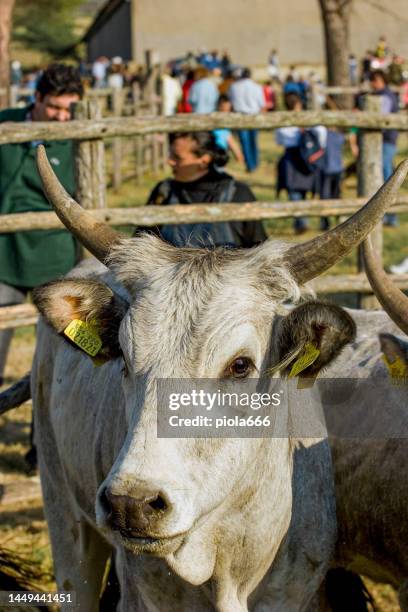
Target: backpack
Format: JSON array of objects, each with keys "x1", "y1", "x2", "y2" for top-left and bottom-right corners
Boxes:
[{"x1": 299, "y1": 129, "x2": 325, "y2": 173}]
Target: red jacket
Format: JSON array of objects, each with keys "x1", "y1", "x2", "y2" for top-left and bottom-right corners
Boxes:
[{"x1": 178, "y1": 79, "x2": 194, "y2": 113}]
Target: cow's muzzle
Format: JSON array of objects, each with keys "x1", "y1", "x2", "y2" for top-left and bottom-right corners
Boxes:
[{"x1": 99, "y1": 485, "x2": 172, "y2": 538}]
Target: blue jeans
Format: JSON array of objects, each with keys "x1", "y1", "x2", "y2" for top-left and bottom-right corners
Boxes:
[
  {"x1": 383, "y1": 142, "x2": 397, "y2": 226},
  {"x1": 238, "y1": 129, "x2": 259, "y2": 172},
  {"x1": 289, "y1": 190, "x2": 308, "y2": 231}
]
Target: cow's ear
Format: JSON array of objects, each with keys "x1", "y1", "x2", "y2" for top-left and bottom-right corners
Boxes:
[
  {"x1": 32, "y1": 279, "x2": 129, "y2": 360},
  {"x1": 274, "y1": 302, "x2": 356, "y2": 377},
  {"x1": 379, "y1": 333, "x2": 408, "y2": 379}
]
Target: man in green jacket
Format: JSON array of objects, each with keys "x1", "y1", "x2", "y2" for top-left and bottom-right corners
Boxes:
[{"x1": 0, "y1": 63, "x2": 83, "y2": 385}]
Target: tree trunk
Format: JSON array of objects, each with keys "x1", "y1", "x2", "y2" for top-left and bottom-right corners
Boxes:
[
  {"x1": 0, "y1": 0, "x2": 15, "y2": 108},
  {"x1": 318, "y1": 0, "x2": 353, "y2": 109}
]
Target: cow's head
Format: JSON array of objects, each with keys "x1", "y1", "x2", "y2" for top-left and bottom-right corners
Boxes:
[{"x1": 33, "y1": 146, "x2": 408, "y2": 599}]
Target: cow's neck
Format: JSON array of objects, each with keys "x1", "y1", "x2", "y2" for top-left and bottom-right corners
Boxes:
[{"x1": 209, "y1": 438, "x2": 294, "y2": 611}]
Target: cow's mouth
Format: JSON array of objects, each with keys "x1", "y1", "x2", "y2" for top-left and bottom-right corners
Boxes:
[{"x1": 118, "y1": 529, "x2": 186, "y2": 555}]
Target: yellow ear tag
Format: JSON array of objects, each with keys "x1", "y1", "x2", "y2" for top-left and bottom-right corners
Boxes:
[
  {"x1": 382, "y1": 355, "x2": 407, "y2": 380},
  {"x1": 64, "y1": 319, "x2": 102, "y2": 357},
  {"x1": 288, "y1": 343, "x2": 320, "y2": 378}
]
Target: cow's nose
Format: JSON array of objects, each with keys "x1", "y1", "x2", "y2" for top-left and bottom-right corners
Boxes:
[{"x1": 100, "y1": 486, "x2": 171, "y2": 536}]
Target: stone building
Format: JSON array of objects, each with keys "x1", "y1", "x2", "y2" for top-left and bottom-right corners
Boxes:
[{"x1": 84, "y1": 0, "x2": 408, "y2": 67}]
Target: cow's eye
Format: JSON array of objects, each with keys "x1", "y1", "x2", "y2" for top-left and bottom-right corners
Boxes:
[{"x1": 226, "y1": 357, "x2": 254, "y2": 379}]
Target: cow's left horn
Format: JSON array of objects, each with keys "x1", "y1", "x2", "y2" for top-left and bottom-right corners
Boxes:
[
  {"x1": 362, "y1": 236, "x2": 408, "y2": 334},
  {"x1": 284, "y1": 160, "x2": 408, "y2": 284},
  {"x1": 36, "y1": 145, "x2": 122, "y2": 263}
]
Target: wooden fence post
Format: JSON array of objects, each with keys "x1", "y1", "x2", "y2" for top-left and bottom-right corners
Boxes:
[
  {"x1": 154, "y1": 87, "x2": 167, "y2": 171},
  {"x1": 132, "y1": 82, "x2": 143, "y2": 184},
  {"x1": 151, "y1": 95, "x2": 159, "y2": 175},
  {"x1": 89, "y1": 98, "x2": 107, "y2": 209},
  {"x1": 357, "y1": 94, "x2": 383, "y2": 309},
  {"x1": 112, "y1": 88, "x2": 124, "y2": 191},
  {"x1": 9, "y1": 85, "x2": 18, "y2": 107},
  {"x1": 73, "y1": 99, "x2": 106, "y2": 209},
  {"x1": 73, "y1": 101, "x2": 92, "y2": 209}
]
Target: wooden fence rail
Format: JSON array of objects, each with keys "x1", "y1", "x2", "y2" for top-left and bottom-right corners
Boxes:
[
  {"x1": 1, "y1": 111, "x2": 408, "y2": 145},
  {"x1": 0, "y1": 305, "x2": 39, "y2": 330},
  {"x1": 320, "y1": 85, "x2": 403, "y2": 95},
  {"x1": 2, "y1": 197, "x2": 408, "y2": 233}
]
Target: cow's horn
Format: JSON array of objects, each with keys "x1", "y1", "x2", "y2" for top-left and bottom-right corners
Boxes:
[
  {"x1": 362, "y1": 236, "x2": 408, "y2": 334},
  {"x1": 36, "y1": 145, "x2": 122, "y2": 263},
  {"x1": 284, "y1": 160, "x2": 408, "y2": 284}
]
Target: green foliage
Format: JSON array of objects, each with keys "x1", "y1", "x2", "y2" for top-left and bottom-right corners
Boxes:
[{"x1": 13, "y1": 0, "x2": 83, "y2": 57}]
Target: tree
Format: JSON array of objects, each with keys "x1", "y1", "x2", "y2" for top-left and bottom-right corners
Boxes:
[
  {"x1": 0, "y1": 0, "x2": 16, "y2": 108},
  {"x1": 317, "y1": 0, "x2": 353, "y2": 108},
  {"x1": 13, "y1": 0, "x2": 83, "y2": 59}
]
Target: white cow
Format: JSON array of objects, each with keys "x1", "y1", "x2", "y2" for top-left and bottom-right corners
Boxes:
[{"x1": 9, "y1": 148, "x2": 408, "y2": 611}]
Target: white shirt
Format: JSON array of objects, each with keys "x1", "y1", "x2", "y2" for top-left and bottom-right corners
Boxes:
[
  {"x1": 92, "y1": 61, "x2": 106, "y2": 81},
  {"x1": 162, "y1": 74, "x2": 182, "y2": 116},
  {"x1": 229, "y1": 79, "x2": 265, "y2": 114},
  {"x1": 107, "y1": 73, "x2": 123, "y2": 89},
  {"x1": 275, "y1": 126, "x2": 327, "y2": 148}
]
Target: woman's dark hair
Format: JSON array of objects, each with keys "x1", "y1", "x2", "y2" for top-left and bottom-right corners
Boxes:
[
  {"x1": 169, "y1": 131, "x2": 229, "y2": 167},
  {"x1": 36, "y1": 63, "x2": 84, "y2": 99}
]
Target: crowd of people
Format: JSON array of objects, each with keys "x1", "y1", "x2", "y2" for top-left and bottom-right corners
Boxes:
[
  {"x1": 4, "y1": 44, "x2": 408, "y2": 245},
  {"x1": 152, "y1": 42, "x2": 405, "y2": 233},
  {"x1": 359, "y1": 36, "x2": 406, "y2": 85},
  {"x1": 276, "y1": 67, "x2": 402, "y2": 232}
]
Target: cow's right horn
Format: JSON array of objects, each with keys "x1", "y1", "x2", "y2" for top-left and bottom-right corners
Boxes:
[
  {"x1": 363, "y1": 236, "x2": 408, "y2": 335},
  {"x1": 36, "y1": 145, "x2": 122, "y2": 263}
]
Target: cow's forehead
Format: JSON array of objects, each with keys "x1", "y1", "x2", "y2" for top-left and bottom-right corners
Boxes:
[
  {"x1": 112, "y1": 236, "x2": 298, "y2": 375},
  {"x1": 119, "y1": 261, "x2": 270, "y2": 375},
  {"x1": 109, "y1": 235, "x2": 297, "y2": 300}
]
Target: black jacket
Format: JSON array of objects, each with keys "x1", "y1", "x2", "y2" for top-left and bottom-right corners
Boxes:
[{"x1": 135, "y1": 169, "x2": 267, "y2": 248}]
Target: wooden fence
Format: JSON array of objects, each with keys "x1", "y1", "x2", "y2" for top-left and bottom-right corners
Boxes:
[
  {"x1": 84, "y1": 84, "x2": 167, "y2": 186},
  {"x1": 2, "y1": 110, "x2": 408, "y2": 144},
  {"x1": 1, "y1": 105, "x2": 408, "y2": 330}
]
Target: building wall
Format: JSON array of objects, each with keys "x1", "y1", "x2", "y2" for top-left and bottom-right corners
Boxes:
[
  {"x1": 87, "y1": 1, "x2": 132, "y2": 62},
  {"x1": 130, "y1": 0, "x2": 408, "y2": 67}
]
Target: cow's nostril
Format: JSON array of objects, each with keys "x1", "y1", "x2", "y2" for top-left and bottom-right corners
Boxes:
[
  {"x1": 148, "y1": 494, "x2": 167, "y2": 513},
  {"x1": 99, "y1": 487, "x2": 113, "y2": 517}
]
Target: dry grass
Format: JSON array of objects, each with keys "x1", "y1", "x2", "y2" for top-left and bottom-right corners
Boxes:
[{"x1": 1, "y1": 133, "x2": 407, "y2": 609}]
